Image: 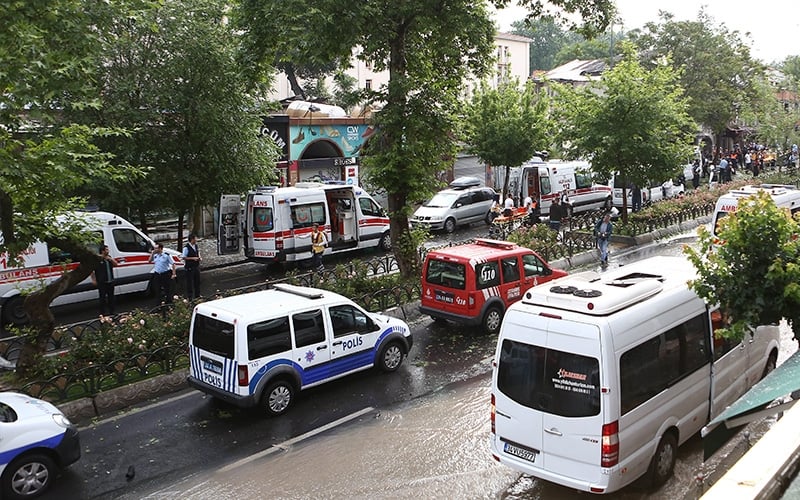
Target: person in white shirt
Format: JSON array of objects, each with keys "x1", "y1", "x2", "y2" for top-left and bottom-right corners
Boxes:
[{"x1": 503, "y1": 194, "x2": 514, "y2": 217}]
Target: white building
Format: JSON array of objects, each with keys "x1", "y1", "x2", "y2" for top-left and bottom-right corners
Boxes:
[{"x1": 268, "y1": 32, "x2": 533, "y2": 103}]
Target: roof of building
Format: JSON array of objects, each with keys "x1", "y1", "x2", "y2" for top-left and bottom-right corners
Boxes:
[
  {"x1": 495, "y1": 32, "x2": 534, "y2": 43},
  {"x1": 535, "y1": 59, "x2": 607, "y2": 83}
]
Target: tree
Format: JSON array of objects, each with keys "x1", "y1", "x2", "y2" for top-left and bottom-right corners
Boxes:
[
  {"x1": 74, "y1": 0, "x2": 278, "y2": 240},
  {"x1": 632, "y1": 10, "x2": 764, "y2": 154},
  {"x1": 510, "y1": 17, "x2": 581, "y2": 71},
  {"x1": 684, "y1": 191, "x2": 800, "y2": 342},
  {"x1": 741, "y1": 74, "x2": 800, "y2": 163},
  {"x1": 0, "y1": 0, "x2": 143, "y2": 374},
  {"x1": 464, "y1": 79, "x2": 551, "y2": 199},
  {"x1": 553, "y1": 43, "x2": 695, "y2": 222},
  {"x1": 236, "y1": 0, "x2": 614, "y2": 278},
  {"x1": 781, "y1": 55, "x2": 800, "y2": 84}
]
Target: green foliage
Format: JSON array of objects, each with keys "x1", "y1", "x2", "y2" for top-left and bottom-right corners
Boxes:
[
  {"x1": 632, "y1": 9, "x2": 764, "y2": 137},
  {"x1": 507, "y1": 223, "x2": 560, "y2": 256},
  {"x1": 685, "y1": 191, "x2": 800, "y2": 341},
  {"x1": 782, "y1": 56, "x2": 800, "y2": 85},
  {"x1": 75, "y1": 0, "x2": 279, "y2": 218},
  {"x1": 553, "y1": 42, "x2": 695, "y2": 221},
  {"x1": 464, "y1": 79, "x2": 551, "y2": 197},
  {"x1": 510, "y1": 16, "x2": 582, "y2": 71}
]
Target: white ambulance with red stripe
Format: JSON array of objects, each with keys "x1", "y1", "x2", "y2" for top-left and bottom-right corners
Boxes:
[
  {"x1": 496, "y1": 158, "x2": 612, "y2": 217},
  {"x1": 0, "y1": 211, "x2": 184, "y2": 326},
  {"x1": 220, "y1": 183, "x2": 391, "y2": 265}
]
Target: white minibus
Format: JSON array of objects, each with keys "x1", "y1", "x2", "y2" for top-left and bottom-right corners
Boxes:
[{"x1": 490, "y1": 256, "x2": 780, "y2": 494}]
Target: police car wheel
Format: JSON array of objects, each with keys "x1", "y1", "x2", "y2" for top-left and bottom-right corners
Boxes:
[
  {"x1": 482, "y1": 306, "x2": 503, "y2": 335},
  {"x1": 379, "y1": 342, "x2": 404, "y2": 372},
  {"x1": 2, "y1": 452, "x2": 55, "y2": 500},
  {"x1": 263, "y1": 380, "x2": 294, "y2": 416}
]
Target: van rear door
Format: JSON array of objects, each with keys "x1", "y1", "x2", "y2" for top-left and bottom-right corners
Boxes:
[
  {"x1": 538, "y1": 318, "x2": 604, "y2": 482},
  {"x1": 494, "y1": 311, "x2": 603, "y2": 483},
  {"x1": 247, "y1": 193, "x2": 279, "y2": 260},
  {"x1": 493, "y1": 313, "x2": 604, "y2": 484}
]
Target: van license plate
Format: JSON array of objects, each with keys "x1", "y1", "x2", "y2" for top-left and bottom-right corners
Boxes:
[
  {"x1": 504, "y1": 441, "x2": 539, "y2": 463},
  {"x1": 202, "y1": 358, "x2": 223, "y2": 375}
]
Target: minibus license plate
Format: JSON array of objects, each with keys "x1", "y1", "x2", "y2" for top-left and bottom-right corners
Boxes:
[
  {"x1": 202, "y1": 357, "x2": 223, "y2": 375},
  {"x1": 504, "y1": 441, "x2": 538, "y2": 463}
]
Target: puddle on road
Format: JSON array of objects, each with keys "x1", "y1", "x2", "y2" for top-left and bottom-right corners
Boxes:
[{"x1": 142, "y1": 379, "x2": 517, "y2": 499}]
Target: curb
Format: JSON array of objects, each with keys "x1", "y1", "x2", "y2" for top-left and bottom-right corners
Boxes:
[{"x1": 59, "y1": 369, "x2": 189, "y2": 425}]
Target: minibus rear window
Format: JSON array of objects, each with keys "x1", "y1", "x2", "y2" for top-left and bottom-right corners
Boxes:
[
  {"x1": 425, "y1": 259, "x2": 466, "y2": 290},
  {"x1": 192, "y1": 314, "x2": 235, "y2": 358},
  {"x1": 497, "y1": 339, "x2": 600, "y2": 417}
]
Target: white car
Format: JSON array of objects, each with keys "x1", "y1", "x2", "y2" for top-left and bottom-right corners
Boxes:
[{"x1": 0, "y1": 392, "x2": 80, "y2": 499}]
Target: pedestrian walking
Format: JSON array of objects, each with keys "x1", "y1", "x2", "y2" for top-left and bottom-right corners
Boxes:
[
  {"x1": 631, "y1": 184, "x2": 642, "y2": 212},
  {"x1": 310, "y1": 223, "x2": 328, "y2": 272},
  {"x1": 149, "y1": 243, "x2": 176, "y2": 305},
  {"x1": 91, "y1": 244, "x2": 118, "y2": 315},
  {"x1": 182, "y1": 233, "x2": 201, "y2": 300},
  {"x1": 594, "y1": 213, "x2": 613, "y2": 267},
  {"x1": 548, "y1": 197, "x2": 566, "y2": 231}
]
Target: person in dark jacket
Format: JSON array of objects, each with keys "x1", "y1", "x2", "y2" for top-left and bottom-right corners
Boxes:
[
  {"x1": 182, "y1": 233, "x2": 202, "y2": 300},
  {"x1": 91, "y1": 245, "x2": 118, "y2": 315}
]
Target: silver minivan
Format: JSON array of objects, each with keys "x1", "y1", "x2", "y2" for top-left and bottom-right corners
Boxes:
[{"x1": 410, "y1": 186, "x2": 496, "y2": 233}]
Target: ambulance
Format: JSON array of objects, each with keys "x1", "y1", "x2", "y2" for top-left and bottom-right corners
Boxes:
[
  {"x1": 494, "y1": 158, "x2": 612, "y2": 217},
  {"x1": 711, "y1": 184, "x2": 800, "y2": 238},
  {"x1": 219, "y1": 183, "x2": 392, "y2": 265},
  {"x1": 0, "y1": 211, "x2": 184, "y2": 326}
]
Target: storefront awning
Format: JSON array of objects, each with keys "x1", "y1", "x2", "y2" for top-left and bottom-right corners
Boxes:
[{"x1": 702, "y1": 349, "x2": 800, "y2": 460}]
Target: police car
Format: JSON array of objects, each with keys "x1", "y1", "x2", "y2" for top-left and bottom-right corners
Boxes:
[
  {"x1": 187, "y1": 284, "x2": 413, "y2": 416},
  {"x1": 0, "y1": 392, "x2": 80, "y2": 499}
]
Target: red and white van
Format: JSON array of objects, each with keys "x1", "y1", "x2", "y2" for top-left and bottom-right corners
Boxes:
[
  {"x1": 419, "y1": 239, "x2": 567, "y2": 334},
  {"x1": 1, "y1": 211, "x2": 184, "y2": 325},
  {"x1": 495, "y1": 159, "x2": 612, "y2": 217},
  {"x1": 220, "y1": 183, "x2": 391, "y2": 265}
]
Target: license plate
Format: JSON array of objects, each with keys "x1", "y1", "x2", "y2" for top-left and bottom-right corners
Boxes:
[
  {"x1": 504, "y1": 441, "x2": 539, "y2": 463},
  {"x1": 202, "y1": 358, "x2": 223, "y2": 375}
]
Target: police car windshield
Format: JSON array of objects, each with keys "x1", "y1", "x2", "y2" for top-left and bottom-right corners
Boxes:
[{"x1": 424, "y1": 192, "x2": 460, "y2": 208}]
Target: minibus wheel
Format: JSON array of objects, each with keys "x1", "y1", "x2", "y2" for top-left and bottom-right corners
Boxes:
[
  {"x1": 444, "y1": 218, "x2": 457, "y2": 233},
  {"x1": 262, "y1": 379, "x2": 294, "y2": 416},
  {"x1": 761, "y1": 352, "x2": 777, "y2": 379},
  {"x1": 482, "y1": 306, "x2": 503, "y2": 335},
  {"x1": 647, "y1": 432, "x2": 677, "y2": 488}
]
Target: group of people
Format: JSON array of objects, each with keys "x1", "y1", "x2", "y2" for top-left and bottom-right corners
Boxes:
[{"x1": 92, "y1": 233, "x2": 202, "y2": 316}]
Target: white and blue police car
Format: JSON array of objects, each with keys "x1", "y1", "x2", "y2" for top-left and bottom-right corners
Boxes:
[
  {"x1": 187, "y1": 284, "x2": 413, "y2": 416},
  {"x1": 0, "y1": 391, "x2": 80, "y2": 499}
]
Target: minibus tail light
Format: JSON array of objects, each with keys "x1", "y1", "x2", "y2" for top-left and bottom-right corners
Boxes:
[
  {"x1": 238, "y1": 365, "x2": 249, "y2": 386},
  {"x1": 275, "y1": 236, "x2": 284, "y2": 250},
  {"x1": 601, "y1": 421, "x2": 619, "y2": 467}
]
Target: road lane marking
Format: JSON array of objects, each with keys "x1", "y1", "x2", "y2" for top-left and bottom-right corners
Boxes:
[{"x1": 217, "y1": 406, "x2": 375, "y2": 473}]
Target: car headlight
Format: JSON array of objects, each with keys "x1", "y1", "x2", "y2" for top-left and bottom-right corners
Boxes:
[
  {"x1": 429, "y1": 215, "x2": 443, "y2": 221},
  {"x1": 52, "y1": 413, "x2": 72, "y2": 428}
]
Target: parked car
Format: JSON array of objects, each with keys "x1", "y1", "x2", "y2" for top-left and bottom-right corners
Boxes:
[
  {"x1": 410, "y1": 185, "x2": 497, "y2": 233},
  {"x1": 420, "y1": 239, "x2": 568, "y2": 333},
  {"x1": 0, "y1": 392, "x2": 81, "y2": 499}
]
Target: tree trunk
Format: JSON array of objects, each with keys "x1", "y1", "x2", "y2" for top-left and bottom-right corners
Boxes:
[
  {"x1": 387, "y1": 192, "x2": 418, "y2": 279},
  {"x1": 503, "y1": 165, "x2": 511, "y2": 203},
  {"x1": 284, "y1": 64, "x2": 306, "y2": 100},
  {"x1": 16, "y1": 242, "x2": 99, "y2": 377}
]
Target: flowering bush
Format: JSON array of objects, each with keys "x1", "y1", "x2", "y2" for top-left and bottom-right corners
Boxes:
[{"x1": 21, "y1": 299, "x2": 194, "y2": 380}]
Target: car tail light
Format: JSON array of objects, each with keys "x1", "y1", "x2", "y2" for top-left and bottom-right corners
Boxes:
[
  {"x1": 238, "y1": 364, "x2": 249, "y2": 386},
  {"x1": 468, "y1": 292, "x2": 476, "y2": 310},
  {"x1": 601, "y1": 421, "x2": 619, "y2": 467},
  {"x1": 491, "y1": 393, "x2": 496, "y2": 434}
]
